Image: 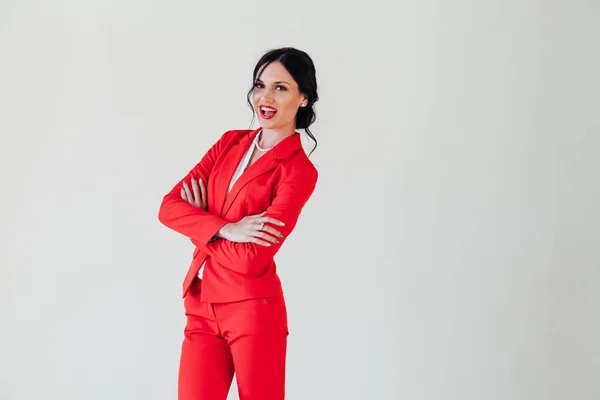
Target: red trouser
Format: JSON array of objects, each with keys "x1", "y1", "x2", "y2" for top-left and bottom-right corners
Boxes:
[{"x1": 178, "y1": 278, "x2": 289, "y2": 400}]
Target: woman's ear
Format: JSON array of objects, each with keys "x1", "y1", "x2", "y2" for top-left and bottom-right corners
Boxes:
[{"x1": 300, "y1": 95, "x2": 308, "y2": 107}]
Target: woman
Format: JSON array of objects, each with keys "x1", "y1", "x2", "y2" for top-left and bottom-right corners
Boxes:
[{"x1": 158, "y1": 47, "x2": 319, "y2": 400}]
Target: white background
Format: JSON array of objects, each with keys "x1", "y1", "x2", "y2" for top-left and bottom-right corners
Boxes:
[{"x1": 1, "y1": 1, "x2": 599, "y2": 399}]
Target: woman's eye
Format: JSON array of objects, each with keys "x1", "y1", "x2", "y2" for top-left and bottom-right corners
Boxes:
[
  {"x1": 254, "y1": 83, "x2": 264, "y2": 88},
  {"x1": 276, "y1": 85, "x2": 286, "y2": 91}
]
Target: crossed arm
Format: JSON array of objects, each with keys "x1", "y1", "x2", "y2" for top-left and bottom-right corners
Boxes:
[
  {"x1": 158, "y1": 131, "x2": 232, "y2": 246},
  {"x1": 198, "y1": 171, "x2": 318, "y2": 275},
  {"x1": 158, "y1": 133, "x2": 318, "y2": 276}
]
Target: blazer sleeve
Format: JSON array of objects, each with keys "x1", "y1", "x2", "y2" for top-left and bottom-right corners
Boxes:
[
  {"x1": 199, "y1": 166, "x2": 318, "y2": 276},
  {"x1": 157, "y1": 130, "x2": 234, "y2": 245}
]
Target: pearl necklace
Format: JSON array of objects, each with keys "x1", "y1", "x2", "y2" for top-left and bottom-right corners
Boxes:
[{"x1": 252, "y1": 130, "x2": 273, "y2": 152}]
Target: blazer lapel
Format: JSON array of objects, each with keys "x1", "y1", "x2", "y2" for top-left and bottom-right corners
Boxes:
[
  {"x1": 221, "y1": 130, "x2": 303, "y2": 218},
  {"x1": 211, "y1": 129, "x2": 258, "y2": 217}
]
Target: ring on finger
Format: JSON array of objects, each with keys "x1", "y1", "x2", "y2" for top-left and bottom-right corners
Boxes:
[{"x1": 260, "y1": 222, "x2": 265, "y2": 231}]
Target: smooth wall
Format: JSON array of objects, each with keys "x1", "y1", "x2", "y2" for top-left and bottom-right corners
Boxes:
[{"x1": 1, "y1": 1, "x2": 598, "y2": 399}]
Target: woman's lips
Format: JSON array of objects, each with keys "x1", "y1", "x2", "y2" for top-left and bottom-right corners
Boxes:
[{"x1": 259, "y1": 105, "x2": 278, "y2": 120}]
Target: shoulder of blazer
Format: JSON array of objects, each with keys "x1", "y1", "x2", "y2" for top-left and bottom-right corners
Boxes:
[
  {"x1": 277, "y1": 145, "x2": 319, "y2": 187},
  {"x1": 217, "y1": 129, "x2": 249, "y2": 147},
  {"x1": 210, "y1": 129, "x2": 253, "y2": 160}
]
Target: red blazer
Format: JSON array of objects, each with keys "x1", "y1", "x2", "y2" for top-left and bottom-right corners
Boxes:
[{"x1": 158, "y1": 128, "x2": 318, "y2": 302}]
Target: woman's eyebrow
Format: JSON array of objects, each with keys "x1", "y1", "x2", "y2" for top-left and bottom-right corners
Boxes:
[{"x1": 256, "y1": 79, "x2": 290, "y2": 85}]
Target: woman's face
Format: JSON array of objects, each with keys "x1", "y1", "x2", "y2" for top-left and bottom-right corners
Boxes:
[{"x1": 252, "y1": 61, "x2": 307, "y2": 131}]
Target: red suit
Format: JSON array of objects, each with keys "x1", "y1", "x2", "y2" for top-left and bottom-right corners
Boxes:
[{"x1": 158, "y1": 128, "x2": 318, "y2": 400}]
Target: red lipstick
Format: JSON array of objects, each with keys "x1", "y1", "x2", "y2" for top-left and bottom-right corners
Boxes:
[{"x1": 259, "y1": 104, "x2": 278, "y2": 120}]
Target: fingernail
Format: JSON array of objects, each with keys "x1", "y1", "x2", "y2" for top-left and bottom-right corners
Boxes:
[
  {"x1": 279, "y1": 234, "x2": 283, "y2": 238},
  {"x1": 275, "y1": 240, "x2": 280, "y2": 244}
]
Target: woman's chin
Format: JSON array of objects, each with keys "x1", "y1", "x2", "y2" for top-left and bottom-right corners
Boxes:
[{"x1": 258, "y1": 119, "x2": 277, "y2": 129}]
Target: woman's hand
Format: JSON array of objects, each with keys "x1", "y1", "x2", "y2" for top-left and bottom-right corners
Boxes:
[
  {"x1": 218, "y1": 212, "x2": 285, "y2": 247},
  {"x1": 181, "y1": 176, "x2": 207, "y2": 211}
]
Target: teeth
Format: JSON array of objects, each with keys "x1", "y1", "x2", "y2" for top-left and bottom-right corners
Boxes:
[{"x1": 261, "y1": 106, "x2": 277, "y2": 112}]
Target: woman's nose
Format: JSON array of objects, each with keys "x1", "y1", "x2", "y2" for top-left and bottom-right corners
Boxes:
[{"x1": 261, "y1": 87, "x2": 275, "y2": 101}]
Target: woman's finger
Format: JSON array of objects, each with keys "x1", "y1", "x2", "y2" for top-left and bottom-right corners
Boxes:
[
  {"x1": 249, "y1": 229, "x2": 280, "y2": 244},
  {"x1": 198, "y1": 178, "x2": 207, "y2": 208},
  {"x1": 256, "y1": 216, "x2": 285, "y2": 227},
  {"x1": 252, "y1": 222, "x2": 282, "y2": 238},
  {"x1": 243, "y1": 221, "x2": 282, "y2": 239},
  {"x1": 191, "y1": 177, "x2": 201, "y2": 206},
  {"x1": 261, "y1": 224, "x2": 284, "y2": 238},
  {"x1": 183, "y1": 181, "x2": 194, "y2": 203},
  {"x1": 252, "y1": 237, "x2": 272, "y2": 247},
  {"x1": 181, "y1": 187, "x2": 192, "y2": 204}
]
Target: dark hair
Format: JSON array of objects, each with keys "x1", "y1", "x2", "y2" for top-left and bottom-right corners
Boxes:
[{"x1": 246, "y1": 47, "x2": 319, "y2": 157}]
